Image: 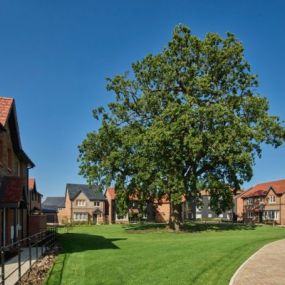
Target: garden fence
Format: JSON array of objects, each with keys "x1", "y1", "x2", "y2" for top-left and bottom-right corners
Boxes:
[{"x1": 0, "y1": 228, "x2": 57, "y2": 285}]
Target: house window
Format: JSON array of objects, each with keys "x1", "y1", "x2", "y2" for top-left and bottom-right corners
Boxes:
[
  {"x1": 7, "y1": 148, "x2": 12, "y2": 170},
  {"x1": 247, "y1": 198, "x2": 253, "y2": 205},
  {"x1": 76, "y1": 200, "x2": 86, "y2": 206},
  {"x1": 74, "y1": 213, "x2": 88, "y2": 221},
  {"x1": 265, "y1": 210, "x2": 279, "y2": 221},
  {"x1": 247, "y1": 212, "x2": 253, "y2": 218},
  {"x1": 208, "y1": 213, "x2": 212, "y2": 218},
  {"x1": 94, "y1": 201, "x2": 100, "y2": 207},
  {"x1": 275, "y1": 211, "x2": 279, "y2": 221},
  {"x1": 268, "y1": 196, "x2": 276, "y2": 204}
]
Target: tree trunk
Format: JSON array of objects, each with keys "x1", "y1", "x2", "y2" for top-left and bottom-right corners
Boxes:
[{"x1": 168, "y1": 202, "x2": 183, "y2": 231}]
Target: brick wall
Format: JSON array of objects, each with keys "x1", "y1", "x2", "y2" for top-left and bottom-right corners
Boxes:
[
  {"x1": 30, "y1": 192, "x2": 42, "y2": 210},
  {"x1": 57, "y1": 192, "x2": 72, "y2": 224},
  {"x1": 0, "y1": 126, "x2": 27, "y2": 180},
  {"x1": 5, "y1": 208, "x2": 14, "y2": 245},
  {"x1": 155, "y1": 202, "x2": 170, "y2": 223},
  {"x1": 105, "y1": 191, "x2": 113, "y2": 224},
  {"x1": 235, "y1": 195, "x2": 244, "y2": 219},
  {"x1": 29, "y1": 215, "x2": 47, "y2": 235},
  {"x1": 280, "y1": 193, "x2": 285, "y2": 225}
]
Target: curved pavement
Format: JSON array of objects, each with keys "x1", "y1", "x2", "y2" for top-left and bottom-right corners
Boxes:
[{"x1": 230, "y1": 239, "x2": 285, "y2": 285}]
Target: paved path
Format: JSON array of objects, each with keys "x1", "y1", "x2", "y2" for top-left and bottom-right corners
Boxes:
[
  {"x1": 230, "y1": 239, "x2": 285, "y2": 285},
  {"x1": 3, "y1": 246, "x2": 46, "y2": 285}
]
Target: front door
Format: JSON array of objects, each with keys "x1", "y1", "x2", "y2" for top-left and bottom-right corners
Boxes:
[{"x1": 93, "y1": 214, "x2": 97, "y2": 224}]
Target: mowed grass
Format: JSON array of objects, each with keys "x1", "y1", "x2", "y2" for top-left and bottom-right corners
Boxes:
[{"x1": 45, "y1": 223, "x2": 285, "y2": 285}]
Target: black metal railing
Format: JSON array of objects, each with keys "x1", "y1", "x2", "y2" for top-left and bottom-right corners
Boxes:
[{"x1": 0, "y1": 228, "x2": 57, "y2": 285}]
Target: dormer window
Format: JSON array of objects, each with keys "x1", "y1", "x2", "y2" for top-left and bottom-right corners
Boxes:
[{"x1": 76, "y1": 200, "x2": 86, "y2": 206}]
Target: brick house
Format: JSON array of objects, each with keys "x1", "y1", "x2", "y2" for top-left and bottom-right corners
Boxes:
[
  {"x1": 29, "y1": 178, "x2": 42, "y2": 212},
  {"x1": 106, "y1": 187, "x2": 237, "y2": 224},
  {"x1": 105, "y1": 187, "x2": 129, "y2": 223},
  {"x1": 0, "y1": 97, "x2": 35, "y2": 245},
  {"x1": 105, "y1": 187, "x2": 174, "y2": 224},
  {"x1": 242, "y1": 179, "x2": 285, "y2": 225},
  {"x1": 187, "y1": 190, "x2": 243, "y2": 221},
  {"x1": 28, "y1": 178, "x2": 46, "y2": 235},
  {"x1": 43, "y1": 184, "x2": 106, "y2": 224},
  {"x1": 105, "y1": 188, "x2": 155, "y2": 223}
]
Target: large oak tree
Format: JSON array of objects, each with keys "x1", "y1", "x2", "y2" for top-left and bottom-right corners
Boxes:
[{"x1": 78, "y1": 25, "x2": 285, "y2": 230}]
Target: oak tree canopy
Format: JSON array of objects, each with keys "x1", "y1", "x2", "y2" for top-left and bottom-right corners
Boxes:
[{"x1": 78, "y1": 25, "x2": 285, "y2": 230}]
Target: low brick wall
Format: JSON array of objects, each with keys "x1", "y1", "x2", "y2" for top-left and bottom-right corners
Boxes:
[{"x1": 29, "y1": 215, "x2": 47, "y2": 235}]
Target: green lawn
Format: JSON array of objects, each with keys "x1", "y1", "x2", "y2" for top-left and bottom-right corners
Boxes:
[{"x1": 45, "y1": 223, "x2": 285, "y2": 285}]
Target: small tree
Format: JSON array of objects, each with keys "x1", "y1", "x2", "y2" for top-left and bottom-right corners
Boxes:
[{"x1": 78, "y1": 25, "x2": 285, "y2": 231}]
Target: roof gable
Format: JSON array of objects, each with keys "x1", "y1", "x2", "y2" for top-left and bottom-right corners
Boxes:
[
  {"x1": 242, "y1": 179, "x2": 285, "y2": 198},
  {"x1": 265, "y1": 187, "x2": 279, "y2": 197},
  {"x1": 66, "y1": 183, "x2": 105, "y2": 201},
  {"x1": 28, "y1": 178, "x2": 43, "y2": 196},
  {"x1": 72, "y1": 190, "x2": 88, "y2": 201},
  {"x1": 0, "y1": 97, "x2": 34, "y2": 167},
  {"x1": 0, "y1": 97, "x2": 13, "y2": 127}
]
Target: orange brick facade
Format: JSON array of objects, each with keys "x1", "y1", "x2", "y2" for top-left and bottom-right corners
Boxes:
[
  {"x1": 155, "y1": 202, "x2": 170, "y2": 223},
  {"x1": 105, "y1": 188, "x2": 172, "y2": 224},
  {"x1": 57, "y1": 192, "x2": 71, "y2": 224}
]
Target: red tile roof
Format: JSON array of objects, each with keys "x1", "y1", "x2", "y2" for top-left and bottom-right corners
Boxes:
[
  {"x1": 0, "y1": 97, "x2": 14, "y2": 127},
  {"x1": 242, "y1": 179, "x2": 285, "y2": 198},
  {"x1": 106, "y1": 187, "x2": 116, "y2": 199}
]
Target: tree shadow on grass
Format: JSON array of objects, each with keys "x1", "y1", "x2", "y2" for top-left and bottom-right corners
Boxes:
[
  {"x1": 58, "y1": 233, "x2": 127, "y2": 253},
  {"x1": 182, "y1": 222, "x2": 257, "y2": 232},
  {"x1": 46, "y1": 233, "x2": 127, "y2": 285},
  {"x1": 124, "y1": 222, "x2": 257, "y2": 233}
]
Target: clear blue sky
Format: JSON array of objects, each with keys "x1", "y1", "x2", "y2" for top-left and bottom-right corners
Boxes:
[{"x1": 0, "y1": 0, "x2": 284, "y2": 198}]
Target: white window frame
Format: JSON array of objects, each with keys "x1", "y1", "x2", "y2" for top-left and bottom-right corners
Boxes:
[
  {"x1": 268, "y1": 195, "x2": 276, "y2": 204},
  {"x1": 74, "y1": 212, "x2": 88, "y2": 221},
  {"x1": 76, "y1": 200, "x2": 86, "y2": 207},
  {"x1": 248, "y1": 211, "x2": 253, "y2": 218},
  {"x1": 196, "y1": 213, "x2": 202, "y2": 219},
  {"x1": 274, "y1": 211, "x2": 279, "y2": 221}
]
